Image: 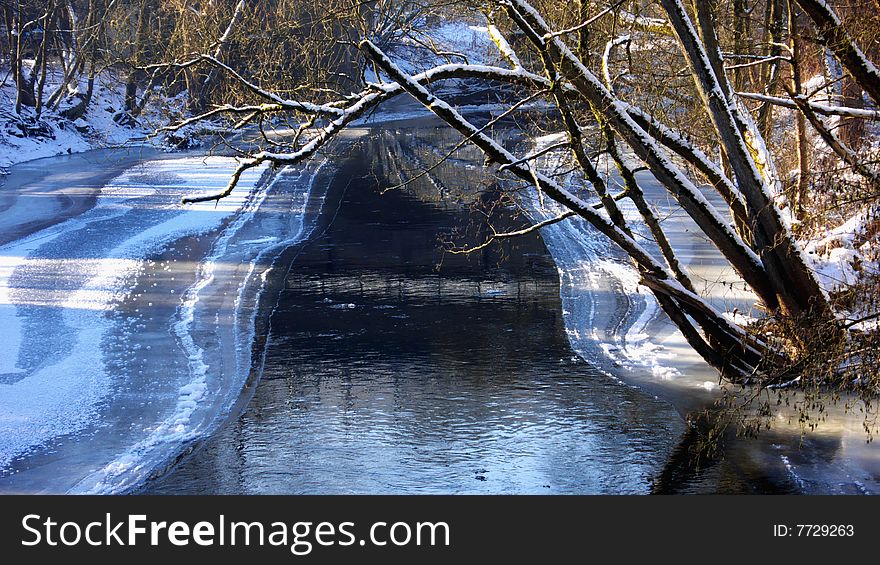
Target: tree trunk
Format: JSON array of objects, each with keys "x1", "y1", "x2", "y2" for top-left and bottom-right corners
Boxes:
[
  {"x1": 659, "y1": 0, "x2": 830, "y2": 321},
  {"x1": 693, "y1": 0, "x2": 731, "y2": 101},
  {"x1": 504, "y1": 0, "x2": 783, "y2": 313},
  {"x1": 731, "y1": 0, "x2": 749, "y2": 93},
  {"x1": 124, "y1": 73, "x2": 138, "y2": 113},
  {"x1": 789, "y1": 1, "x2": 810, "y2": 221},
  {"x1": 124, "y1": 0, "x2": 148, "y2": 113},
  {"x1": 47, "y1": 0, "x2": 92, "y2": 110},
  {"x1": 575, "y1": 0, "x2": 591, "y2": 65},
  {"x1": 793, "y1": 0, "x2": 880, "y2": 107},
  {"x1": 5, "y1": 5, "x2": 36, "y2": 112},
  {"x1": 756, "y1": 0, "x2": 786, "y2": 141},
  {"x1": 196, "y1": 0, "x2": 248, "y2": 113},
  {"x1": 839, "y1": 78, "x2": 867, "y2": 148},
  {"x1": 35, "y1": 1, "x2": 57, "y2": 118}
]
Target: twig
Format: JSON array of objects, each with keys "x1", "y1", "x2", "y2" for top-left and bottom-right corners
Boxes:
[{"x1": 448, "y1": 211, "x2": 576, "y2": 254}]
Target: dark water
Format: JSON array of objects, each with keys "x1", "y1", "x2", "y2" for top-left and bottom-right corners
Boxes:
[
  {"x1": 147, "y1": 124, "x2": 869, "y2": 495},
  {"x1": 147, "y1": 128, "x2": 685, "y2": 494}
]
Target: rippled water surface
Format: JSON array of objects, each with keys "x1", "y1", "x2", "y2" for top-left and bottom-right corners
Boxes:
[
  {"x1": 148, "y1": 123, "x2": 877, "y2": 495},
  {"x1": 148, "y1": 129, "x2": 685, "y2": 494}
]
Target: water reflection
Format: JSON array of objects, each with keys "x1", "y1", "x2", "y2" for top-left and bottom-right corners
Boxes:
[
  {"x1": 148, "y1": 130, "x2": 684, "y2": 494},
  {"x1": 148, "y1": 121, "x2": 878, "y2": 495}
]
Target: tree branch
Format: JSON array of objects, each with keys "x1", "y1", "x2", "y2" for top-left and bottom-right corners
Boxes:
[
  {"x1": 737, "y1": 91, "x2": 880, "y2": 120},
  {"x1": 448, "y1": 211, "x2": 576, "y2": 254}
]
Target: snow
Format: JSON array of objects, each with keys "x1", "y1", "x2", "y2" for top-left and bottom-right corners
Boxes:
[
  {"x1": 617, "y1": 9, "x2": 670, "y2": 32},
  {"x1": 803, "y1": 209, "x2": 877, "y2": 291},
  {"x1": 594, "y1": 258, "x2": 681, "y2": 381},
  {"x1": 487, "y1": 24, "x2": 522, "y2": 69},
  {"x1": 0, "y1": 66, "x2": 157, "y2": 172},
  {"x1": 0, "y1": 157, "x2": 266, "y2": 472},
  {"x1": 362, "y1": 20, "x2": 501, "y2": 84},
  {"x1": 75, "y1": 159, "x2": 328, "y2": 493},
  {"x1": 522, "y1": 127, "x2": 755, "y2": 389},
  {"x1": 762, "y1": 70, "x2": 880, "y2": 298},
  {"x1": 523, "y1": 138, "x2": 665, "y2": 377},
  {"x1": 403, "y1": 21, "x2": 494, "y2": 67}
]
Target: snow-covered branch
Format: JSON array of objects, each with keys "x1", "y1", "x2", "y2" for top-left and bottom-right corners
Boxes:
[
  {"x1": 359, "y1": 38, "x2": 773, "y2": 375},
  {"x1": 736, "y1": 91, "x2": 880, "y2": 121},
  {"x1": 601, "y1": 35, "x2": 630, "y2": 94},
  {"x1": 782, "y1": 84, "x2": 880, "y2": 190},
  {"x1": 503, "y1": 0, "x2": 780, "y2": 313},
  {"x1": 487, "y1": 24, "x2": 522, "y2": 69},
  {"x1": 621, "y1": 103, "x2": 750, "y2": 227},
  {"x1": 448, "y1": 211, "x2": 576, "y2": 254}
]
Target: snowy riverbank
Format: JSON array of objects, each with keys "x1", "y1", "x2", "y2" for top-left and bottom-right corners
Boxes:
[{"x1": 0, "y1": 67, "x2": 159, "y2": 173}]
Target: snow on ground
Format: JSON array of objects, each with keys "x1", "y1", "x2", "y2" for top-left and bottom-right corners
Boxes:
[
  {"x1": 364, "y1": 20, "x2": 496, "y2": 82},
  {"x1": 521, "y1": 132, "x2": 756, "y2": 392},
  {"x1": 0, "y1": 64, "x2": 184, "y2": 172},
  {"x1": 803, "y1": 210, "x2": 874, "y2": 289},
  {"x1": 74, "y1": 159, "x2": 329, "y2": 494},
  {"x1": 766, "y1": 72, "x2": 880, "y2": 299},
  {"x1": 410, "y1": 21, "x2": 494, "y2": 65},
  {"x1": 0, "y1": 157, "x2": 266, "y2": 470}
]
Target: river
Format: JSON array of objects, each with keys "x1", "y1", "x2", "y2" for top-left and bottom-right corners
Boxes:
[{"x1": 0, "y1": 114, "x2": 877, "y2": 494}]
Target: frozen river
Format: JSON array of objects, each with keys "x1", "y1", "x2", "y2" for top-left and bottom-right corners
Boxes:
[
  {"x1": 0, "y1": 146, "x2": 331, "y2": 492},
  {"x1": 0, "y1": 119, "x2": 878, "y2": 494}
]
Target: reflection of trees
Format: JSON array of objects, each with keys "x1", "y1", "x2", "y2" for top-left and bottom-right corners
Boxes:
[{"x1": 652, "y1": 409, "x2": 847, "y2": 494}]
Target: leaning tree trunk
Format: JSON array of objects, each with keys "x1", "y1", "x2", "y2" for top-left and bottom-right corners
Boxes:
[
  {"x1": 502, "y1": 0, "x2": 785, "y2": 314},
  {"x1": 794, "y1": 0, "x2": 880, "y2": 107},
  {"x1": 659, "y1": 0, "x2": 830, "y2": 322}
]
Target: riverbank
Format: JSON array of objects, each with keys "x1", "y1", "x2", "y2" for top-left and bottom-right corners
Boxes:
[{"x1": 532, "y1": 155, "x2": 880, "y2": 494}]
